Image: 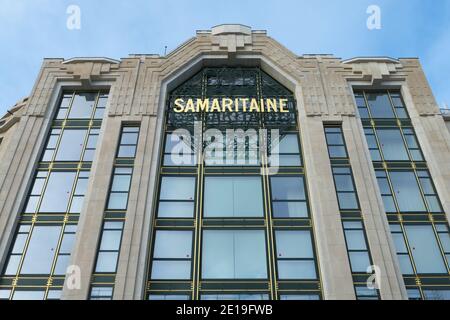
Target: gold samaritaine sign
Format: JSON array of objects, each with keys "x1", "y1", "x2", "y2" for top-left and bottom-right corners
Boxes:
[{"x1": 173, "y1": 98, "x2": 290, "y2": 113}]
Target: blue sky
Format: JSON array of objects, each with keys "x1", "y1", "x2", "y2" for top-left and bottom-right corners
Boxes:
[{"x1": 0, "y1": 0, "x2": 449, "y2": 115}]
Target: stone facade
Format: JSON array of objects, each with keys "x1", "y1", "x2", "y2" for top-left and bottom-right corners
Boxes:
[{"x1": 0, "y1": 24, "x2": 449, "y2": 300}]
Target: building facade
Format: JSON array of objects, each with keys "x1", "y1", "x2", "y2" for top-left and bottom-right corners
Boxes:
[{"x1": 0, "y1": 24, "x2": 449, "y2": 300}]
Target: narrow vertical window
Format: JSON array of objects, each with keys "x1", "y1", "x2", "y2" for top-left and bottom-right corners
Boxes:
[
  {"x1": 324, "y1": 125, "x2": 379, "y2": 300},
  {"x1": 89, "y1": 125, "x2": 140, "y2": 300}
]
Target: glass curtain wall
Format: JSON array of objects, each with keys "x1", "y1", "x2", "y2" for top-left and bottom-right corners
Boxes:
[
  {"x1": 355, "y1": 90, "x2": 450, "y2": 300},
  {"x1": 146, "y1": 67, "x2": 322, "y2": 300},
  {"x1": 0, "y1": 91, "x2": 108, "y2": 300}
]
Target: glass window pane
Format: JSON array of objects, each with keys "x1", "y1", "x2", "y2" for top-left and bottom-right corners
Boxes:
[
  {"x1": 97, "y1": 95, "x2": 108, "y2": 109},
  {"x1": 120, "y1": 133, "x2": 139, "y2": 145},
  {"x1": 0, "y1": 289, "x2": 11, "y2": 299},
  {"x1": 12, "y1": 290, "x2": 45, "y2": 300},
  {"x1": 69, "y1": 196, "x2": 84, "y2": 213},
  {"x1": 94, "y1": 107, "x2": 106, "y2": 119},
  {"x1": 280, "y1": 294, "x2": 320, "y2": 300},
  {"x1": 24, "y1": 196, "x2": 39, "y2": 213},
  {"x1": 114, "y1": 168, "x2": 132, "y2": 175},
  {"x1": 59, "y1": 95, "x2": 72, "y2": 108},
  {"x1": 277, "y1": 260, "x2": 317, "y2": 280},
  {"x1": 390, "y1": 171, "x2": 426, "y2": 212},
  {"x1": 160, "y1": 177, "x2": 195, "y2": 200},
  {"x1": 111, "y1": 175, "x2": 131, "y2": 192},
  {"x1": 54, "y1": 255, "x2": 71, "y2": 275},
  {"x1": 326, "y1": 133, "x2": 344, "y2": 145},
  {"x1": 355, "y1": 95, "x2": 366, "y2": 107},
  {"x1": 271, "y1": 177, "x2": 305, "y2": 201},
  {"x1": 78, "y1": 171, "x2": 90, "y2": 178},
  {"x1": 366, "y1": 93, "x2": 395, "y2": 118},
  {"x1": 426, "y1": 196, "x2": 442, "y2": 213},
  {"x1": 103, "y1": 222, "x2": 123, "y2": 230},
  {"x1": 438, "y1": 233, "x2": 450, "y2": 252},
  {"x1": 12, "y1": 234, "x2": 27, "y2": 254},
  {"x1": 123, "y1": 127, "x2": 139, "y2": 133},
  {"x1": 275, "y1": 231, "x2": 313, "y2": 258},
  {"x1": 201, "y1": 294, "x2": 268, "y2": 300},
  {"x1": 95, "y1": 252, "x2": 118, "y2": 273},
  {"x1": 158, "y1": 202, "x2": 194, "y2": 218},
  {"x1": 405, "y1": 134, "x2": 418, "y2": 149},
  {"x1": 345, "y1": 230, "x2": 367, "y2": 250},
  {"x1": 389, "y1": 224, "x2": 402, "y2": 232},
  {"x1": 334, "y1": 175, "x2": 354, "y2": 192},
  {"x1": 272, "y1": 201, "x2": 308, "y2": 218},
  {"x1": 343, "y1": 221, "x2": 363, "y2": 230},
  {"x1": 404, "y1": 225, "x2": 447, "y2": 274},
  {"x1": 382, "y1": 196, "x2": 396, "y2": 213},
  {"x1": 407, "y1": 289, "x2": 421, "y2": 300},
  {"x1": 82, "y1": 149, "x2": 95, "y2": 162},
  {"x1": 107, "y1": 193, "x2": 128, "y2": 210},
  {"x1": 153, "y1": 231, "x2": 192, "y2": 259},
  {"x1": 163, "y1": 154, "x2": 196, "y2": 167},
  {"x1": 90, "y1": 286, "x2": 113, "y2": 299},
  {"x1": 369, "y1": 149, "x2": 382, "y2": 161},
  {"x1": 5, "y1": 255, "x2": 21, "y2": 275},
  {"x1": 47, "y1": 290, "x2": 61, "y2": 300},
  {"x1": 56, "y1": 108, "x2": 68, "y2": 120},
  {"x1": 149, "y1": 295, "x2": 190, "y2": 300},
  {"x1": 377, "y1": 178, "x2": 391, "y2": 194},
  {"x1": 419, "y1": 178, "x2": 434, "y2": 194},
  {"x1": 328, "y1": 146, "x2": 347, "y2": 158},
  {"x1": 390, "y1": 95, "x2": 404, "y2": 107},
  {"x1": 376, "y1": 129, "x2": 409, "y2": 161},
  {"x1": 86, "y1": 135, "x2": 98, "y2": 149},
  {"x1": 333, "y1": 167, "x2": 351, "y2": 174},
  {"x1": 392, "y1": 233, "x2": 408, "y2": 254},
  {"x1": 395, "y1": 108, "x2": 408, "y2": 119},
  {"x1": 365, "y1": 135, "x2": 378, "y2": 149},
  {"x1": 21, "y1": 226, "x2": 61, "y2": 274},
  {"x1": 117, "y1": 146, "x2": 136, "y2": 158},
  {"x1": 55, "y1": 130, "x2": 87, "y2": 161},
  {"x1": 204, "y1": 177, "x2": 263, "y2": 217},
  {"x1": 68, "y1": 93, "x2": 96, "y2": 119},
  {"x1": 359, "y1": 107, "x2": 369, "y2": 118},
  {"x1": 100, "y1": 230, "x2": 122, "y2": 251},
  {"x1": 31, "y1": 178, "x2": 45, "y2": 195},
  {"x1": 165, "y1": 133, "x2": 188, "y2": 152},
  {"x1": 398, "y1": 255, "x2": 414, "y2": 275},
  {"x1": 75, "y1": 178, "x2": 88, "y2": 195},
  {"x1": 202, "y1": 230, "x2": 267, "y2": 279},
  {"x1": 337, "y1": 193, "x2": 358, "y2": 210},
  {"x1": 349, "y1": 251, "x2": 371, "y2": 272},
  {"x1": 59, "y1": 233, "x2": 75, "y2": 254},
  {"x1": 39, "y1": 172, "x2": 77, "y2": 213},
  {"x1": 278, "y1": 134, "x2": 299, "y2": 153},
  {"x1": 276, "y1": 155, "x2": 302, "y2": 166},
  {"x1": 410, "y1": 149, "x2": 423, "y2": 161},
  {"x1": 423, "y1": 290, "x2": 450, "y2": 301},
  {"x1": 151, "y1": 261, "x2": 191, "y2": 280},
  {"x1": 42, "y1": 149, "x2": 54, "y2": 162},
  {"x1": 355, "y1": 287, "x2": 378, "y2": 299}
]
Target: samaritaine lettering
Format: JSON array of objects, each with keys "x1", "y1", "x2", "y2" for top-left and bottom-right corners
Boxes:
[{"x1": 173, "y1": 98, "x2": 290, "y2": 113}]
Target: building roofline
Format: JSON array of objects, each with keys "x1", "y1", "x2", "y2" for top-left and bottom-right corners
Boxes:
[
  {"x1": 62, "y1": 57, "x2": 120, "y2": 64},
  {"x1": 342, "y1": 57, "x2": 400, "y2": 64}
]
